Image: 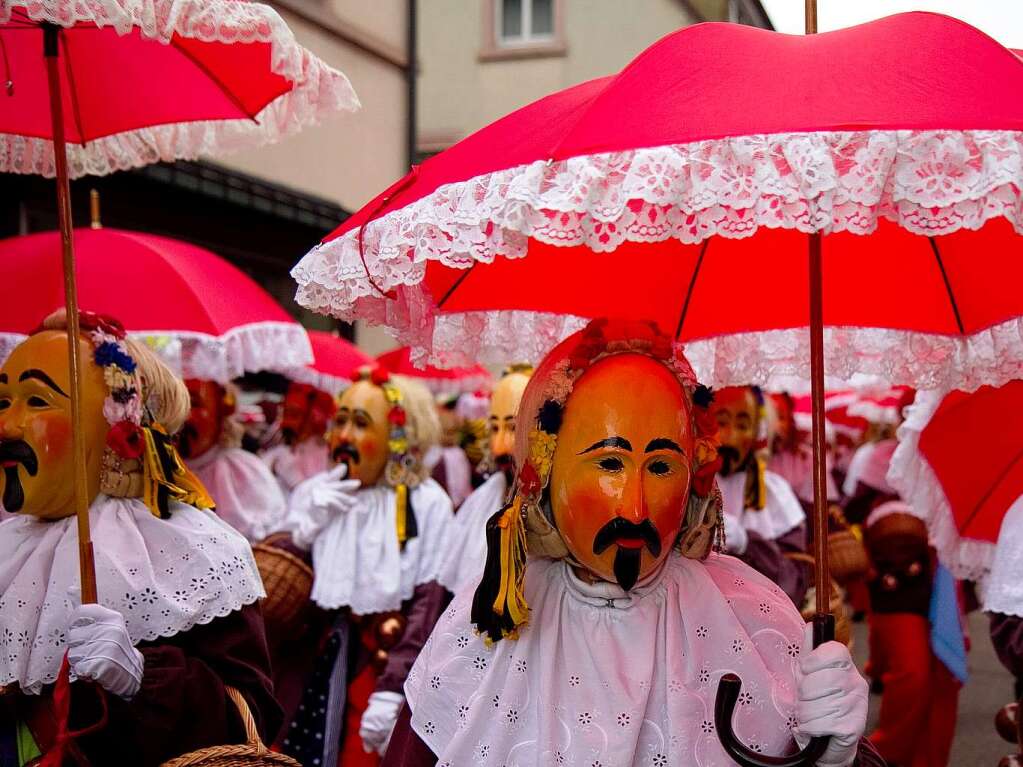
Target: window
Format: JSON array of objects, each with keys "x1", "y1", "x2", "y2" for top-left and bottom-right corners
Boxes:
[
  {"x1": 481, "y1": 0, "x2": 564, "y2": 61},
  {"x1": 498, "y1": 0, "x2": 554, "y2": 46}
]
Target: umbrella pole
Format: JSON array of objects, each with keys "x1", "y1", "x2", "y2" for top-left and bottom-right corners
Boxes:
[
  {"x1": 808, "y1": 231, "x2": 834, "y2": 637},
  {"x1": 43, "y1": 23, "x2": 97, "y2": 605}
]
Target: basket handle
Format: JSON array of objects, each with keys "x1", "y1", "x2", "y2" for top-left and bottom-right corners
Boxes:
[{"x1": 225, "y1": 686, "x2": 268, "y2": 754}]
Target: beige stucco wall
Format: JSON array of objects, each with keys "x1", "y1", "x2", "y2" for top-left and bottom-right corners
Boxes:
[
  {"x1": 419, "y1": 0, "x2": 697, "y2": 145},
  {"x1": 214, "y1": 8, "x2": 408, "y2": 213}
]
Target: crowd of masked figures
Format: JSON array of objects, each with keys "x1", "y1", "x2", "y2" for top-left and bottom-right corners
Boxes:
[{"x1": 0, "y1": 313, "x2": 1017, "y2": 767}]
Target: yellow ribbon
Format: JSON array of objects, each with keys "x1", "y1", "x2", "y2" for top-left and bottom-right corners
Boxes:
[
  {"x1": 492, "y1": 497, "x2": 529, "y2": 637},
  {"x1": 395, "y1": 483, "x2": 409, "y2": 545},
  {"x1": 142, "y1": 424, "x2": 215, "y2": 518}
]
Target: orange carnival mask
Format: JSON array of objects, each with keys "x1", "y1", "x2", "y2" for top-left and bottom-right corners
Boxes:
[
  {"x1": 328, "y1": 378, "x2": 392, "y2": 486},
  {"x1": 179, "y1": 379, "x2": 232, "y2": 460},
  {"x1": 712, "y1": 386, "x2": 760, "y2": 476},
  {"x1": 281, "y1": 382, "x2": 336, "y2": 446},
  {"x1": 489, "y1": 368, "x2": 531, "y2": 478},
  {"x1": 549, "y1": 354, "x2": 694, "y2": 590},
  {"x1": 0, "y1": 331, "x2": 108, "y2": 520},
  {"x1": 471, "y1": 319, "x2": 723, "y2": 642}
]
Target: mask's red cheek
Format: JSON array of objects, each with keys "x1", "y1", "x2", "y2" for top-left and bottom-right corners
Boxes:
[
  {"x1": 30, "y1": 414, "x2": 73, "y2": 461},
  {"x1": 360, "y1": 438, "x2": 379, "y2": 459}
]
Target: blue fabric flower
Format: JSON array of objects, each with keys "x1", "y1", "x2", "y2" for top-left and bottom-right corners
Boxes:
[{"x1": 94, "y1": 341, "x2": 137, "y2": 373}]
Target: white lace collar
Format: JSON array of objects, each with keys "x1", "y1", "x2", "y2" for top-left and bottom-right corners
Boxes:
[
  {"x1": 718, "y1": 469, "x2": 806, "y2": 540},
  {"x1": 983, "y1": 495, "x2": 1023, "y2": 618},
  {"x1": 407, "y1": 553, "x2": 805, "y2": 767},
  {"x1": 437, "y1": 471, "x2": 508, "y2": 594},
  {"x1": 187, "y1": 446, "x2": 288, "y2": 543},
  {"x1": 0, "y1": 495, "x2": 264, "y2": 694},
  {"x1": 305, "y1": 477, "x2": 454, "y2": 614}
]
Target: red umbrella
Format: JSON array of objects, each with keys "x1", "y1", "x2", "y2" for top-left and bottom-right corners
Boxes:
[
  {"x1": 2, "y1": 0, "x2": 355, "y2": 604},
  {"x1": 376, "y1": 346, "x2": 492, "y2": 396},
  {"x1": 289, "y1": 330, "x2": 373, "y2": 396},
  {"x1": 0, "y1": 2, "x2": 357, "y2": 177},
  {"x1": 0, "y1": 227, "x2": 313, "y2": 382},
  {"x1": 889, "y1": 383, "x2": 1023, "y2": 581},
  {"x1": 293, "y1": 10, "x2": 1023, "y2": 765},
  {"x1": 295, "y1": 12, "x2": 1023, "y2": 393}
]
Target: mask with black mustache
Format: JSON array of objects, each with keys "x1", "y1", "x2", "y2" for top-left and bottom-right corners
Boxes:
[
  {"x1": 717, "y1": 445, "x2": 752, "y2": 477},
  {"x1": 592, "y1": 517, "x2": 663, "y2": 591},
  {"x1": 0, "y1": 440, "x2": 38, "y2": 513},
  {"x1": 493, "y1": 452, "x2": 515, "y2": 483},
  {"x1": 333, "y1": 442, "x2": 360, "y2": 467}
]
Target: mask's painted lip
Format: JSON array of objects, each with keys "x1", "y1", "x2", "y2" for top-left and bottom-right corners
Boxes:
[
  {"x1": 1, "y1": 460, "x2": 18, "y2": 468},
  {"x1": 614, "y1": 538, "x2": 646, "y2": 550}
]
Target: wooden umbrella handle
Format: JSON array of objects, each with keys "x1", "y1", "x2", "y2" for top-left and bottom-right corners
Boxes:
[
  {"x1": 715, "y1": 615, "x2": 834, "y2": 767},
  {"x1": 44, "y1": 22, "x2": 98, "y2": 605}
]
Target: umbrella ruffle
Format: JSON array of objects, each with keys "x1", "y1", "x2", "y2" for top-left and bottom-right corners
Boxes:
[
  {"x1": 0, "y1": 321, "x2": 314, "y2": 384},
  {"x1": 287, "y1": 367, "x2": 350, "y2": 397},
  {"x1": 0, "y1": 0, "x2": 359, "y2": 178},
  {"x1": 888, "y1": 389, "x2": 997, "y2": 581},
  {"x1": 293, "y1": 128, "x2": 1023, "y2": 381},
  {"x1": 346, "y1": 305, "x2": 1023, "y2": 392}
]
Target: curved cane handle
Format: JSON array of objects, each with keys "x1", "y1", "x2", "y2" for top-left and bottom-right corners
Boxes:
[{"x1": 714, "y1": 614, "x2": 835, "y2": 767}]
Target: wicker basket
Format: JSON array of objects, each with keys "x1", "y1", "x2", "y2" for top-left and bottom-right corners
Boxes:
[
  {"x1": 160, "y1": 687, "x2": 300, "y2": 766},
  {"x1": 828, "y1": 528, "x2": 870, "y2": 585},
  {"x1": 252, "y1": 534, "x2": 313, "y2": 638},
  {"x1": 786, "y1": 552, "x2": 852, "y2": 647}
]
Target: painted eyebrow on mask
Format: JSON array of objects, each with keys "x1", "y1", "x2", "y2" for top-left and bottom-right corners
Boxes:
[
  {"x1": 579, "y1": 436, "x2": 632, "y2": 454},
  {"x1": 19, "y1": 369, "x2": 68, "y2": 398},
  {"x1": 645, "y1": 438, "x2": 684, "y2": 453}
]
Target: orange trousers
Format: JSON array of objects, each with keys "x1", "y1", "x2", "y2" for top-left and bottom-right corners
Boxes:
[{"x1": 867, "y1": 612, "x2": 960, "y2": 767}]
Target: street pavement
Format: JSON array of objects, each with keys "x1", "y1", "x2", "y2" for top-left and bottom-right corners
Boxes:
[{"x1": 850, "y1": 611, "x2": 1014, "y2": 766}]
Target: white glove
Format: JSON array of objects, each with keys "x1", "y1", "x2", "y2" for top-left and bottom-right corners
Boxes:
[
  {"x1": 723, "y1": 513, "x2": 749, "y2": 555},
  {"x1": 310, "y1": 465, "x2": 360, "y2": 513},
  {"x1": 66, "y1": 604, "x2": 145, "y2": 700},
  {"x1": 794, "y1": 623, "x2": 868, "y2": 767},
  {"x1": 359, "y1": 690, "x2": 404, "y2": 756},
  {"x1": 286, "y1": 465, "x2": 361, "y2": 549}
]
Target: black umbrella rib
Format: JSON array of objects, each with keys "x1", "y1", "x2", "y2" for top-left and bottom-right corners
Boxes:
[
  {"x1": 436, "y1": 263, "x2": 476, "y2": 309},
  {"x1": 929, "y1": 237, "x2": 965, "y2": 335},
  {"x1": 675, "y1": 238, "x2": 710, "y2": 340}
]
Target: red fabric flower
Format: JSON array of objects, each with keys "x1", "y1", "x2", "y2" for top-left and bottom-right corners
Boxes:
[
  {"x1": 388, "y1": 406, "x2": 407, "y2": 426},
  {"x1": 518, "y1": 463, "x2": 541, "y2": 496},
  {"x1": 692, "y1": 455, "x2": 723, "y2": 497},
  {"x1": 370, "y1": 366, "x2": 391, "y2": 386},
  {"x1": 107, "y1": 421, "x2": 145, "y2": 459}
]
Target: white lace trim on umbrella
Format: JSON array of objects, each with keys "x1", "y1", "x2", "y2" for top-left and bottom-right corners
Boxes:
[
  {"x1": 0, "y1": 495, "x2": 265, "y2": 694},
  {"x1": 0, "y1": 0, "x2": 359, "y2": 178},
  {"x1": 0, "y1": 322, "x2": 312, "y2": 383},
  {"x1": 287, "y1": 366, "x2": 351, "y2": 397},
  {"x1": 888, "y1": 390, "x2": 997, "y2": 580},
  {"x1": 293, "y1": 129, "x2": 1023, "y2": 387}
]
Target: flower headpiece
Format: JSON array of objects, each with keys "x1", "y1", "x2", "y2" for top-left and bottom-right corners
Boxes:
[
  {"x1": 472, "y1": 319, "x2": 724, "y2": 642},
  {"x1": 75, "y1": 311, "x2": 213, "y2": 518}
]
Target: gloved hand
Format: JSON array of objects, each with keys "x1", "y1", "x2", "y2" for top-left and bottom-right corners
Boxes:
[
  {"x1": 359, "y1": 690, "x2": 404, "y2": 756},
  {"x1": 794, "y1": 623, "x2": 868, "y2": 767},
  {"x1": 310, "y1": 464, "x2": 360, "y2": 513},
  {"x1": 66, "y1": 604, "x2": 144, "y2": 700},
  {"x1": 723, "y1": 512, "x2": 749, "y2": 555},
  {"x1": 286, "y1": 464, "x2": 361, "y2": 549}
]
